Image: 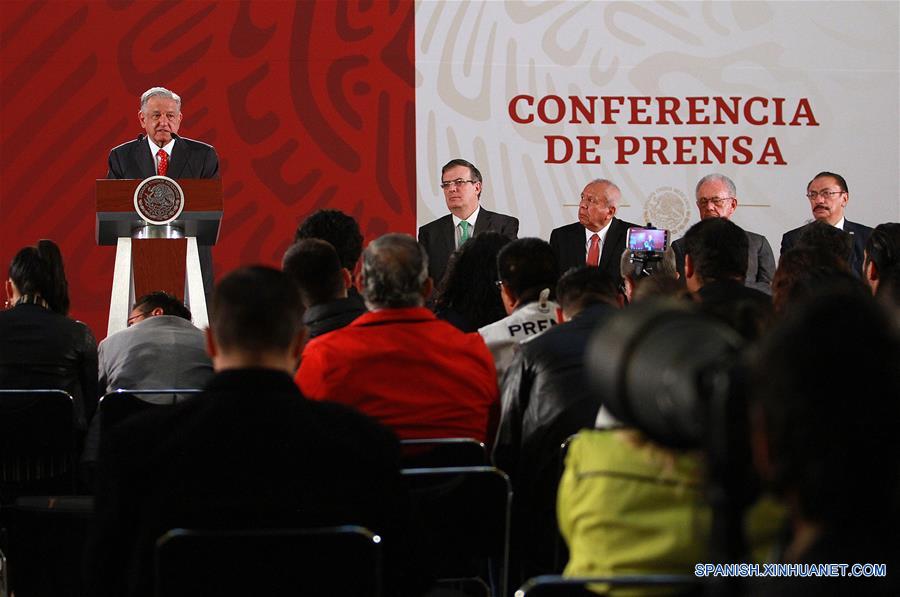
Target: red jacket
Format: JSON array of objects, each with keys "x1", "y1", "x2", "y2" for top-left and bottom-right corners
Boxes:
[{"x1": 296, "y1": 307, "x2": 499, "y2": 443}]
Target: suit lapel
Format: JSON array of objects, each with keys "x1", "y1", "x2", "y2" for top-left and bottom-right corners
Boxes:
[
  {"x1": 474, "y1": 208, "x2": 491, "y2": 235},
  {"x1": 598, "y1": 218, "x2": 624, "y2": 273},
  {"x1": 132, "y1": 137, "x2": 155, "y2": 179},
  {"x1": 438, "y1": 215, "x2": 456, "y2": 254},
  {"x1": 167, "y1": 138, "x2": 188, "y2": 178}
]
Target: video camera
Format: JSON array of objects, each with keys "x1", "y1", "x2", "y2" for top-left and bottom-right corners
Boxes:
[{"x1": 625, "y1": 225, "x2": 669, "y2": 279}]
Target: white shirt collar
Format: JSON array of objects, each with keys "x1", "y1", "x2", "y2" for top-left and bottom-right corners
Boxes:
[
  {"x1": 584, "y1": 218, "x2": 613, "y2": 247},
  {"x1": 833, "y1": 217, "x2": 846, "y2": 230}
]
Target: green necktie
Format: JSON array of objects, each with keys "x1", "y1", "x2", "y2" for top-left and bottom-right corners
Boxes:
[{"x1": 459, "y1": 220, "x2": 470, "y2": 245}]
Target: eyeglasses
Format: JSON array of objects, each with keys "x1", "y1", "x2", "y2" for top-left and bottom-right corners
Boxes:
[
  {"x1": 806, "y1": 190, "x2": 845, "y2": 200},
  {"x1": 696, "y1": 197, "x2": 734, "y2": 207},
  {"x1": 440, "y1": 179, "x2": 476, "y2": 189},
  {"x1": 127, "y1": 310, "x2": 149, "y2": 327}
]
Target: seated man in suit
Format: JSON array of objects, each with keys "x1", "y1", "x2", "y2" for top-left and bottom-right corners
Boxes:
[
  {"x1": 296, "y1": 234, "x2": 499, "y2": 443},
  {"x1": 91, "y1": 267, "x2": 415, "y2": 597},
  {"x1": 549, "y1": 179, "x2": 637, "y2": 282},
  {"x1": 418, "y1": 158, "x2": 519, "y2": 285},
  {"x1": 671, "y1": 173, "x2": 775, "y2": 294},
  {"x1": 781, "y1": 171, "x2": 873, "y2": 276},
  {"x1": 106, "y1": 86, "x2": 220, "y2": 295},
  {"x1": 282, "y1": 239, "x2": 366, "y2": 339}
]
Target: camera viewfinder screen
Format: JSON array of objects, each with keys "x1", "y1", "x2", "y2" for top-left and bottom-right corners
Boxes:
[{"x1": 627, "y1": 228, "x2": 668, "y2": 252}]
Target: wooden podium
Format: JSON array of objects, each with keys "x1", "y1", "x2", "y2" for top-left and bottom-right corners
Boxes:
[{"x1": 96, "y1": 179, "x2": 223, "y2": 336}]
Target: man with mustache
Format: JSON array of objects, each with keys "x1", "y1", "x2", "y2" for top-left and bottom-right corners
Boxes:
[{"x1": 781, "y1": 172, "x2": 873, "y2": 276}]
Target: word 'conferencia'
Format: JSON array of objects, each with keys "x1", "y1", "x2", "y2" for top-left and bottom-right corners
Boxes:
[{"x1": 509, "y1": 95, "x2": 819, "y2": 166}]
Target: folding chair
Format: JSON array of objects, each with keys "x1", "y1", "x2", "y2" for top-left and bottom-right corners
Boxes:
[
  {"x1": 98, "y1": 388, "x2": 202, "y2": 429},
  {"x1": 402, "y1": 466, "x2": 511, "y2": 597},
  {"x1": 400, "y1": 438, "x2": 488, "y2": 468},
  {"x1": 155, "y1": 525, "x2": 382, "y2": 597},
  {"x1": 4, "y1": 496, "x2": 94, "y2": 597},
  {"x1": 515, "y1": 574, "x2": 702, "y2": 596},
  {"x1": 0, "y1": 390, "x2": 76, "y2": 501}
]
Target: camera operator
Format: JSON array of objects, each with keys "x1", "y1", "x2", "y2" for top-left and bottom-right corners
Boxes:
[
  {"x1": 683, "y1": 218, "x2": 772, "y2": 341},
  {"x1": 618, "y1": 246, "x2": 683, "y2": 304}
]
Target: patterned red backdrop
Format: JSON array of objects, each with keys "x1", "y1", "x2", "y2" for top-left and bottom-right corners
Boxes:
[{"x1": 0, "y1": 0, "x2": 416, "y2": 340}]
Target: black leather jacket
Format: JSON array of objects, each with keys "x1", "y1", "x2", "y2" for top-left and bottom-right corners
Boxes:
[
  {"x1": 0, "y1": 303, "x2": 98, "y2": 429},
  {"x1": 492, "y1": 302, "x2": 616, "y2": 581}
]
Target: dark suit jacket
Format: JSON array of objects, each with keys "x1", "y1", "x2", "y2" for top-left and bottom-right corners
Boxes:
[
  {"x1": 672, "y1": 229, "x2": 776, "y2": 294},
  {"x1": 781, "y1": 220, "x2": 873, "y2": 277},
  {"x1": 418, "y1": 207, "x2": 519, "y2": 285},
  {"x1": 91, "y1": 368, "x2": 415, "y2": 597},
  {"x1": 107, "y1": 134, "x2": 220, "y2": 293},
  {"x1": 107, "y1": 134, "x2": 219, "y2": 180},
  {"x1": 549, "y1": 218, "x2": 637, "y2": 281}
]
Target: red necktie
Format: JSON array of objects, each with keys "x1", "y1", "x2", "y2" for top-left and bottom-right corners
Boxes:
[
  {"x1": 157, "y1": 149, "x2": 169, "y2": 176},
  {"x1": 586, "y1": 233, "x2": 600, "y2": 266}
]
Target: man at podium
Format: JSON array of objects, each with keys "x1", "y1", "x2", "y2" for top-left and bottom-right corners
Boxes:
[{"x1": 106, "y1": 86, "x2": 219, "y2": 294}]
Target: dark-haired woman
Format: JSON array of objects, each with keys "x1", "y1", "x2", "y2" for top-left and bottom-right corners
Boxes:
[
  {"x1": 0, "y1": 240, "x2": 98, "y2": 430},
  {"x1": 432, "y1": 231, "x2": 511, "y2": 332}
]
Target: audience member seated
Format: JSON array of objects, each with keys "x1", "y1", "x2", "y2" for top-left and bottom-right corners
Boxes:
[
  {"x1": 479, "y1": 238, "x2": 561, "y2": 381},
  {"x1": 862, "y1": 222, "x2": 900, "y2": 297},
  {"x1": 432, "y1": 231, "x2": 511, "y2": 332},
  {"x1": 558, "y1": 427, "x2": 710, "y2": 580},
  {"x1": 795, "y1": 219, "x2": 854, "y2": 269},
  {"x1": 749, "y1": 289, "x2": 899, "y2": 596},
  {"x1": 770, "y1": 247, "x2": 857, "y2": 315},
  {"x1": 282, "y1": 239, "x2": 366, "y2": 338},
  {"x1": 494, "y1": 266, "x2": 622, "y2": 586},
  {"x1": 294, "y1": 209, "x2": 366, "y2": 308},
  {"x1": 619, "y1": 247, "x2": 682, "y2": 304},
  {"x1": 683, "y1": 218, "x2": 772, "y2": 341},
  {"x1": 98, "y1": 291, "x2": 213, "y2": 396},
  {"x1": 0, "y1": 240, "x2": 97, "y2": 430},
  {"x1": 90, "y1": 266, "x2": 419, "y2": 597},
  {"x1": 82, "y1": 292, "x2": 214, "y2": 481},
  {"x1": 296, "y1": 234, "x2": 499, "y2": 443}
]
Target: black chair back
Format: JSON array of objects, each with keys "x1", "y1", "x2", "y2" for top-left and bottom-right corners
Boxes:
[
  {"x1": 155, "y1": 525, "x2": 382, "y2": 597},
  {"x1": 515, "y1": 574, "x2": 702, "y2": 596},
  {"x1": 0, "y1": 390, "x2": 75, "y2": 500},
  {"x1": 400, "y1": 438, "x2": 487, "y2": 468},
  {"x1": 98, "y1": 389, "x2": 201, "y2": 430},
  {"x1": 402, "y1": 466, "x2": 511, "y2": 597}
]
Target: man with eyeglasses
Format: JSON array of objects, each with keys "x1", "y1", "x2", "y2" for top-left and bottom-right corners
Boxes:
[
  {"x1": 672, "y1": 173, "x2": 775, "y2": 293},
  {"x1": 781, "y1": 171, "x2": 873, "y2": 276},
  {"x1": 418, "y1": 158, "x2": 519, "y2": 285},
  {"x1": 549, "y1": 178, "x2": 637, "y2": 282}
]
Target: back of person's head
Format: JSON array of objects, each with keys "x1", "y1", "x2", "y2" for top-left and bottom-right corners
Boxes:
[
  {"x1": 210, "y1": 266, "x2": 304, "y2": 354},
  {"x1": 497, "y1": 238, "x2": 559, "y2": 304},
  {"x1": 361, "y1": 233, "x2": 429, "y2": 309},
  {"x1": 433, "y1": 231, "x2": 510, "y2": 328},
  {"x1": 772, "y1": 246, "x2": 855, "y2": 314},
  {"x1": 796, "y1": 220, "x2": 853, "y2": 267},
  {"x1": 132, "y1": 291, "x2": 191, "y2": 320},
  {"x1": 876, "y1": 264, "x2": 900, "y2": 309},
  {"x1": 556, "y1": 266, "x2": 619, "y2": 317},
  {"x1": 683, "y1": 217, "x2": 748, "y2": 283},
  {"x1": 752, "y1": 289, "x2": 900, "y2": 538},
  {"x1": 294, "y1": 209, "x2": 364, "y2": 271},
  {"x1": 632, "y1": 275, "x2": 688, "y2": 303},
  {"x1": 282, "y1": 239, "x2": 344, "y2": 307},
  {"x1": 865, "y1": 222, "x2": 900, "y2": 276},
  {"x1": 8, "y1": 239, "x2": 70, "y2": 315}
]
